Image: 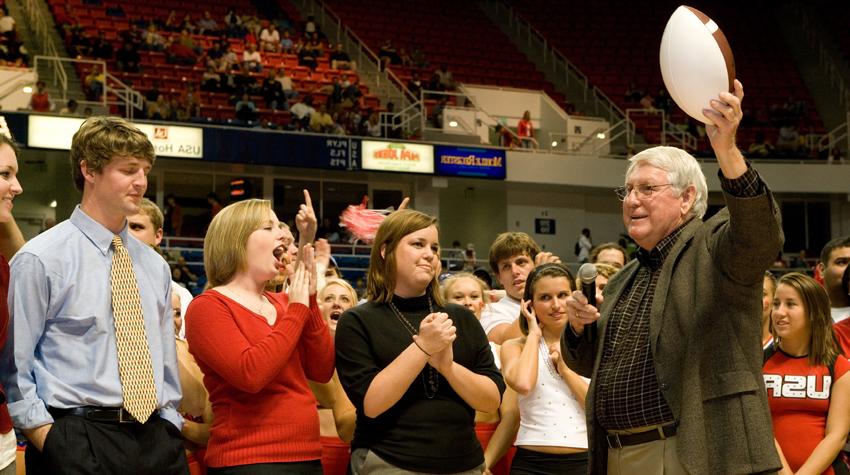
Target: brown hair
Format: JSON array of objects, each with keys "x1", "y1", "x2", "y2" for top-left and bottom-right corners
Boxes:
[
  {"x1": 589, "y1": 242, "x2": 629, "y2": 267},
  {"x1": 204, "y1": 199, "x2": 272, "y2": 287},
  {"x1": 774, "y1": 272, "x2": 838, "y2": 367},
  {"x1": 574, "y1": 263, "x2": 619, "y2": 290},
  {"x1": 69, "y1": 116, "x2": 155, "y2": 192},
  {"x1": 366, "y1": 209, "x2": 444, "y2": 305},
  {"x1": 488, "y1": 232, "x2": 541, "y2": 274},
  {"x1": 519, "y1": 263, "x2": 574, "y2": 336}
]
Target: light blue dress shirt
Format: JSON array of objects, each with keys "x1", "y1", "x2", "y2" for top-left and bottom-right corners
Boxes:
[{"x1": 2, "y1": 206, "x2": 182, "y2": 429}]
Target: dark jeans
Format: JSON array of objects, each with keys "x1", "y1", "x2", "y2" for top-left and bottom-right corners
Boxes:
[
  {"x1": 25, "y1": 414, "x2": 188, "y2": 475},
  {"x1": 207, "y1": 460, "x2": 323, "y2": 474},
  {"x1": 509, "y1": 447, "x2": 587, "y2": 475}
]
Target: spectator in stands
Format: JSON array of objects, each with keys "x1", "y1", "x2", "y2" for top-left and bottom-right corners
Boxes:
[
  {"x1": 310, "y1": 103, "x2": 336, "y2": 133},
  {"x1": 218, "y1": 45, "x2": 238, "y2": 73},
  {"x1": 163, "y1": 10, "x2": 180, "y2": 32},
  {"x1": 224, "y1": 9, "x2": 244, "y2": 37},
  {"x1": 241, "y1": 43, "x2": 262, "y2": 73},
  {"x1": 517, "y1": 110, "x2": 535, "y2": 148},
  {"x1": 764, "y1": 273, "x2": 850, "y2": 475},
  {"x1": 205, "y1": 41, "x2": 225, "y2": 65},
  {"x1": 280, "y1": 29, "x2": 295, "y2": 53},
  {"x1": 747, "y1": 131, "x2": 775, "y2": 158},
  {"x1": 306, "y1": 36, "x2": 324, "y2": 59},
  {"x1": 817, "y1": 236, "x2": 850, "y2": 323},
  {"x1": 575, "y1": 228, "x2": 592, "y2": 263},
  {"x1": 378, "y1": 39, "x2": 400, "y2": 69},
  {"x1": 147, "y1": 94, "x2": 172, "y2": 121},
  {"x1": 330, "y1": 43, "x2": 352, "y2": 70},
  {"x1": 624, "y1": 82, "x2": 643, "y2": 103},
  {"x1": 164, "y1": 194, "x2": 183, "y2": 236},
  {"x1": 196, "y1": 11, "x2": 219, "y2": 36},
  {"x1": 365, "y1": 111, "x2": 381, "y2": 137},
  {"x1": 29, "y1": 81, "x2": 51, "y2": 112},
  {"x1": 179, "y1": 84, "x2": 201, "y2": 118},
  {"x1": 407, "y1": 72, "x2": 423, "y2": 98},
  {"x1": 166, "y1": 35, "x2": 197, "y2": 66},
  {"x1": 59, "y1": 99, "x2": 79, "y2": 115},
  {"x1": 655, "y1": 88, "x2": 672, "y2": 114},
  {"x1": 274, "y1": 66, "x2": 297, "y2": 101},
  {"x1": 777, "y1": 123, "x2": 801, "y2": 156},
  {"x1": 260, "y1": 23, "x2": 281, "y2": 53},
  {"x1": 411, "y1": 47, "x2": 428, "y2": 69},
  {"x1": 304, "y1": 15, "x2": 317, "y2": 37},
  {"x1": 435, "y1": 64, "x2": 455, "y2": 90},
  {"x1": 91, "y1": 31, "x2": 114, "y2": 60},
  {"x1": 335, "y1": 209, "x2": 504, "y2": 474},
  {"x1": 0, "y1": 7, "x2": 15, "y2": 38},
  {"x1": 185, "y1": 199, "x2": 333, "y2": 473},
  {"x1": 398, "y1": 47, "x2": 412, "y2": 68},
  {"x1": 116, "y1": 41, "x2": 141, "y2": 73},
  {"x1": 234, "y1": 93, "x2": 258, "y2": 123},
  {"x1": 201, "y1": 65, "x2": 222, "y2": 92},
  {"x1": 639, "y1": 92, "x2": 656, "y2": 111},
  {"x1": 431, "y1": 97, "x2": 447, "y2": 128},
  {"x1": 142, "y1": 23, "x2": 166, "y2": 51},
  {"x1": 495, "y1": 124, "x2": 515, "y2": 149},
  {"x1": 297, "y1": 42, "x2": 318, "y2": 71},
  {"x1": 290, "y1": 95, "x2": 315, "y2": 130},
  {"x1": 321, "y1": 75, "x2": 343, "y2": 111},
  {"x1": 180, "y1": 13, "x2": 196, "y2": 35},
  {"x1": 588, "y1": 242, "x2": 628, "y2": 269},
  {"x1": 178, "y1": 28, "x2": 202, "y2": 56},
  {"x1": 261, "y1": 70, "x2": 286, "y2": 111},
  {"x1": 84, "y1": 64, "x2": 104, "y2": 100}
]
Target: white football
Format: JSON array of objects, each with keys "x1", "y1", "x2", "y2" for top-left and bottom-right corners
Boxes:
[{"x1": 660, "y1": 5, "x2": 735, "y2": 125}]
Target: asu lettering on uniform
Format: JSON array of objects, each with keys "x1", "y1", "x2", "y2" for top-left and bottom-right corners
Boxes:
[{"x1": 763, "y1": 374, "x2": 832, "y2": 399}]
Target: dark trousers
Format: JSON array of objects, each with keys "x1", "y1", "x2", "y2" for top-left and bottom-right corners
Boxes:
[
  {"x1": 207, "y1": 460, "x2": 322, "y2": 474},
  {"x1": 25, "y1": 414, "x2": 188, "y2": 475},
  {"x1": 509, "y1": 447, "x2": 587, "y2": 475}
]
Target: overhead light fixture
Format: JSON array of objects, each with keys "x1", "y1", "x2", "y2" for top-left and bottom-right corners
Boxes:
[
  {"x1": 22, "y1": 86, "x2": 32, "y2": 94},
  {"x1": 596, "y1": 132, "x2": 606, "y2": 139},
  {"x1": 448, "y1": 120, "x2": 458, "y2": 128},
  {"x1": 49, "y1": 200, "x2": 57, "y2": 208}
]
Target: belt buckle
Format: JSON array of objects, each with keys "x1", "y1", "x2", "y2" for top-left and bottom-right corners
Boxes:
[
  {"x1": 118, "y1": 409, "x2": 134, "y2": 424},
  {"x1": 606, "y1": 433, "x2": 623, "y2": 449}
]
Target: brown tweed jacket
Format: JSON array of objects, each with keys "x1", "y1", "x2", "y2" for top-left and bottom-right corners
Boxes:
[{"x1": 563, "y1": 186, "x2": 783, "y2": 475}]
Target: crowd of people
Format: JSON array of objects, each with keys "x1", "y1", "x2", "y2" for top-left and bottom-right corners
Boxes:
[{"x1": 0, "y1": 81, "x2": 849, "y2": 475}]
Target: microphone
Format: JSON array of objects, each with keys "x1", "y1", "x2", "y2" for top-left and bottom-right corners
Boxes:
[{"x1": 577, "y1": 263, "x2": 598, "y2": 341}]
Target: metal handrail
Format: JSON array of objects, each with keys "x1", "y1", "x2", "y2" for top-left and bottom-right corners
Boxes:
[{"x1": 23, "y1": 0, "x2": 67, "y2": 98}]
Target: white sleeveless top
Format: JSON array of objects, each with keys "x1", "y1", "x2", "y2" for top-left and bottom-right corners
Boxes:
[{"x1": 515, "y1": 339, "x2": 589, "y2": 448}]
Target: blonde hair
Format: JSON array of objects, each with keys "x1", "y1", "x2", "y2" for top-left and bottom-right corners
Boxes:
[
  {"x1": 575, "y1": 263, "x2": 619, "y2": 289},
  {"x1": 69, "y1": 116, "x2": 155, "y2": 192},
  {"x1": 204, "y1": 199, "x2": 272, "y2": 287},
  {"x1": 138, "y1": 197, "x2": 164, "y2": 231},
  {"x1": 441, "y1": 272, "x2": 490, "y2": 301},
  {"x1": 320, "y1": 278, "x2": 358, "y2": 303},
  {"x1": 366, "y1": 209, "x2": 444, "y2": 305}
]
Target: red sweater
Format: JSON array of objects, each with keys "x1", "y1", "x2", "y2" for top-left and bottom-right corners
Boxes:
[{"x1": 185, "y1": 290, "x2": 335, "y2": 468}]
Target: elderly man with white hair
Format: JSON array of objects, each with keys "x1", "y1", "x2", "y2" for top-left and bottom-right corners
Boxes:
[{"x1": 562, "y1": 80, "x2": 784, "y2": 475}]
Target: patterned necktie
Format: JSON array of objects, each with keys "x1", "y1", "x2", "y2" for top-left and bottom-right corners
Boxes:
[{"x1": 110, "y1": 235, "x2": 157, "y2": 423}]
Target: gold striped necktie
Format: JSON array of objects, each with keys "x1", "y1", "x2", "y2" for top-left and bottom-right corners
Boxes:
[{"x1": 110, "y1": 235, "x2": 158, "y2": 423}]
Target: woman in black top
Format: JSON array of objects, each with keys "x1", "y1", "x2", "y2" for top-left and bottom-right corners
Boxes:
[{"x1": 335, "y1": 209, "x2": 505, "y2": 474}]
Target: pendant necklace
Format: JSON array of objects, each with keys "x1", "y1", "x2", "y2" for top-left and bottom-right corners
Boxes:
[{"x1": 388, "y1": 298, "x2": 440, "y2": 398}]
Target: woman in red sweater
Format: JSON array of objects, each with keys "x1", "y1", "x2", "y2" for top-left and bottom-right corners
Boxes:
[{"x1": 186, "y1": 198, "x2": 334, "y2": 474}]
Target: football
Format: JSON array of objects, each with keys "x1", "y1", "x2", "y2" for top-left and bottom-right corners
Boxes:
[{"x1": 660, "y1": 5, "x2": 736, "y2": 125}]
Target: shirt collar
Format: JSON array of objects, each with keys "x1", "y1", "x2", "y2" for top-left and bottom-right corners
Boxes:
[
  {"x1": 635, "y1": 223, "x2": 687, "y2": 270},
  {"x1": 70, "y1": 205, "x2": 130, "y2": 256}
]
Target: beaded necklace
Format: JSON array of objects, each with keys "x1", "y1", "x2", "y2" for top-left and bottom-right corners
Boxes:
[{"x1": 388, "y1": 298, "x2": 440, "y2": 398}]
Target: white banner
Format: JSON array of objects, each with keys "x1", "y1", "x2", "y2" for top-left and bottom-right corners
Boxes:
[
  {"x1": 361, "y1": 140, "x2": 434, "y2": 174},
  {"x1": 27, "y1": 116, "x2": 203, "y2": 159}
]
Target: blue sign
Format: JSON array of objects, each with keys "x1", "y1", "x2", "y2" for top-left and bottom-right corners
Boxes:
[{"x1": 434, "y1": 145, "x2": 506, "y2": 179}]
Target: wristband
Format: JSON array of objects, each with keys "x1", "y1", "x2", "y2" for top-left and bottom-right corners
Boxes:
[{"x1": 414, "y1": 340, "x2": 432, "y2": 357}]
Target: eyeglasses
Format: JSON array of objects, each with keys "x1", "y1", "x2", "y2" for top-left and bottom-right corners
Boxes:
[{"x1": 614, "y1": 184, "x2": 673, "y2": 201}]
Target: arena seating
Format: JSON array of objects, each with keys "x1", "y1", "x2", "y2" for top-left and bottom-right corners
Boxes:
[
  {"x1": 322, "y1": 0, "x2": 569, "y2": 112},
  {"x1": 510, "y1": 0, "x2": 827, "y2": 151},
  {"x1": 46, "y1": 0, "x2": 381, "y2": 124}
]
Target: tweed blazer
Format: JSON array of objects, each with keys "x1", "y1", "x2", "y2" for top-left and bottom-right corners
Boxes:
[{"x1": 563, "y1": 185, "x2": 783, "y2": 475}]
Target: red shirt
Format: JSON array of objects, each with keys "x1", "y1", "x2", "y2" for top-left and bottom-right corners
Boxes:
[
  {"x1": 835, "y1": 320, "x2": 850, "y2": 355},
  {"x1": 185, "y1": 290, "x2": 335, "y2": 468},
  {"x1": 517, "y1": 118, "x2": 533, "y2": 138},
  {"x1": 763, "y1": 349, "x2": 850, "y2": 474},
  {"x1": 0, "y1": 256, "x2": 12, "y2": 434}
]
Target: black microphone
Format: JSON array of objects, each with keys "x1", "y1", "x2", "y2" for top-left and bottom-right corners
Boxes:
[{"x1": 577, "y1": 263, "x2": 598, "y2": 341}]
